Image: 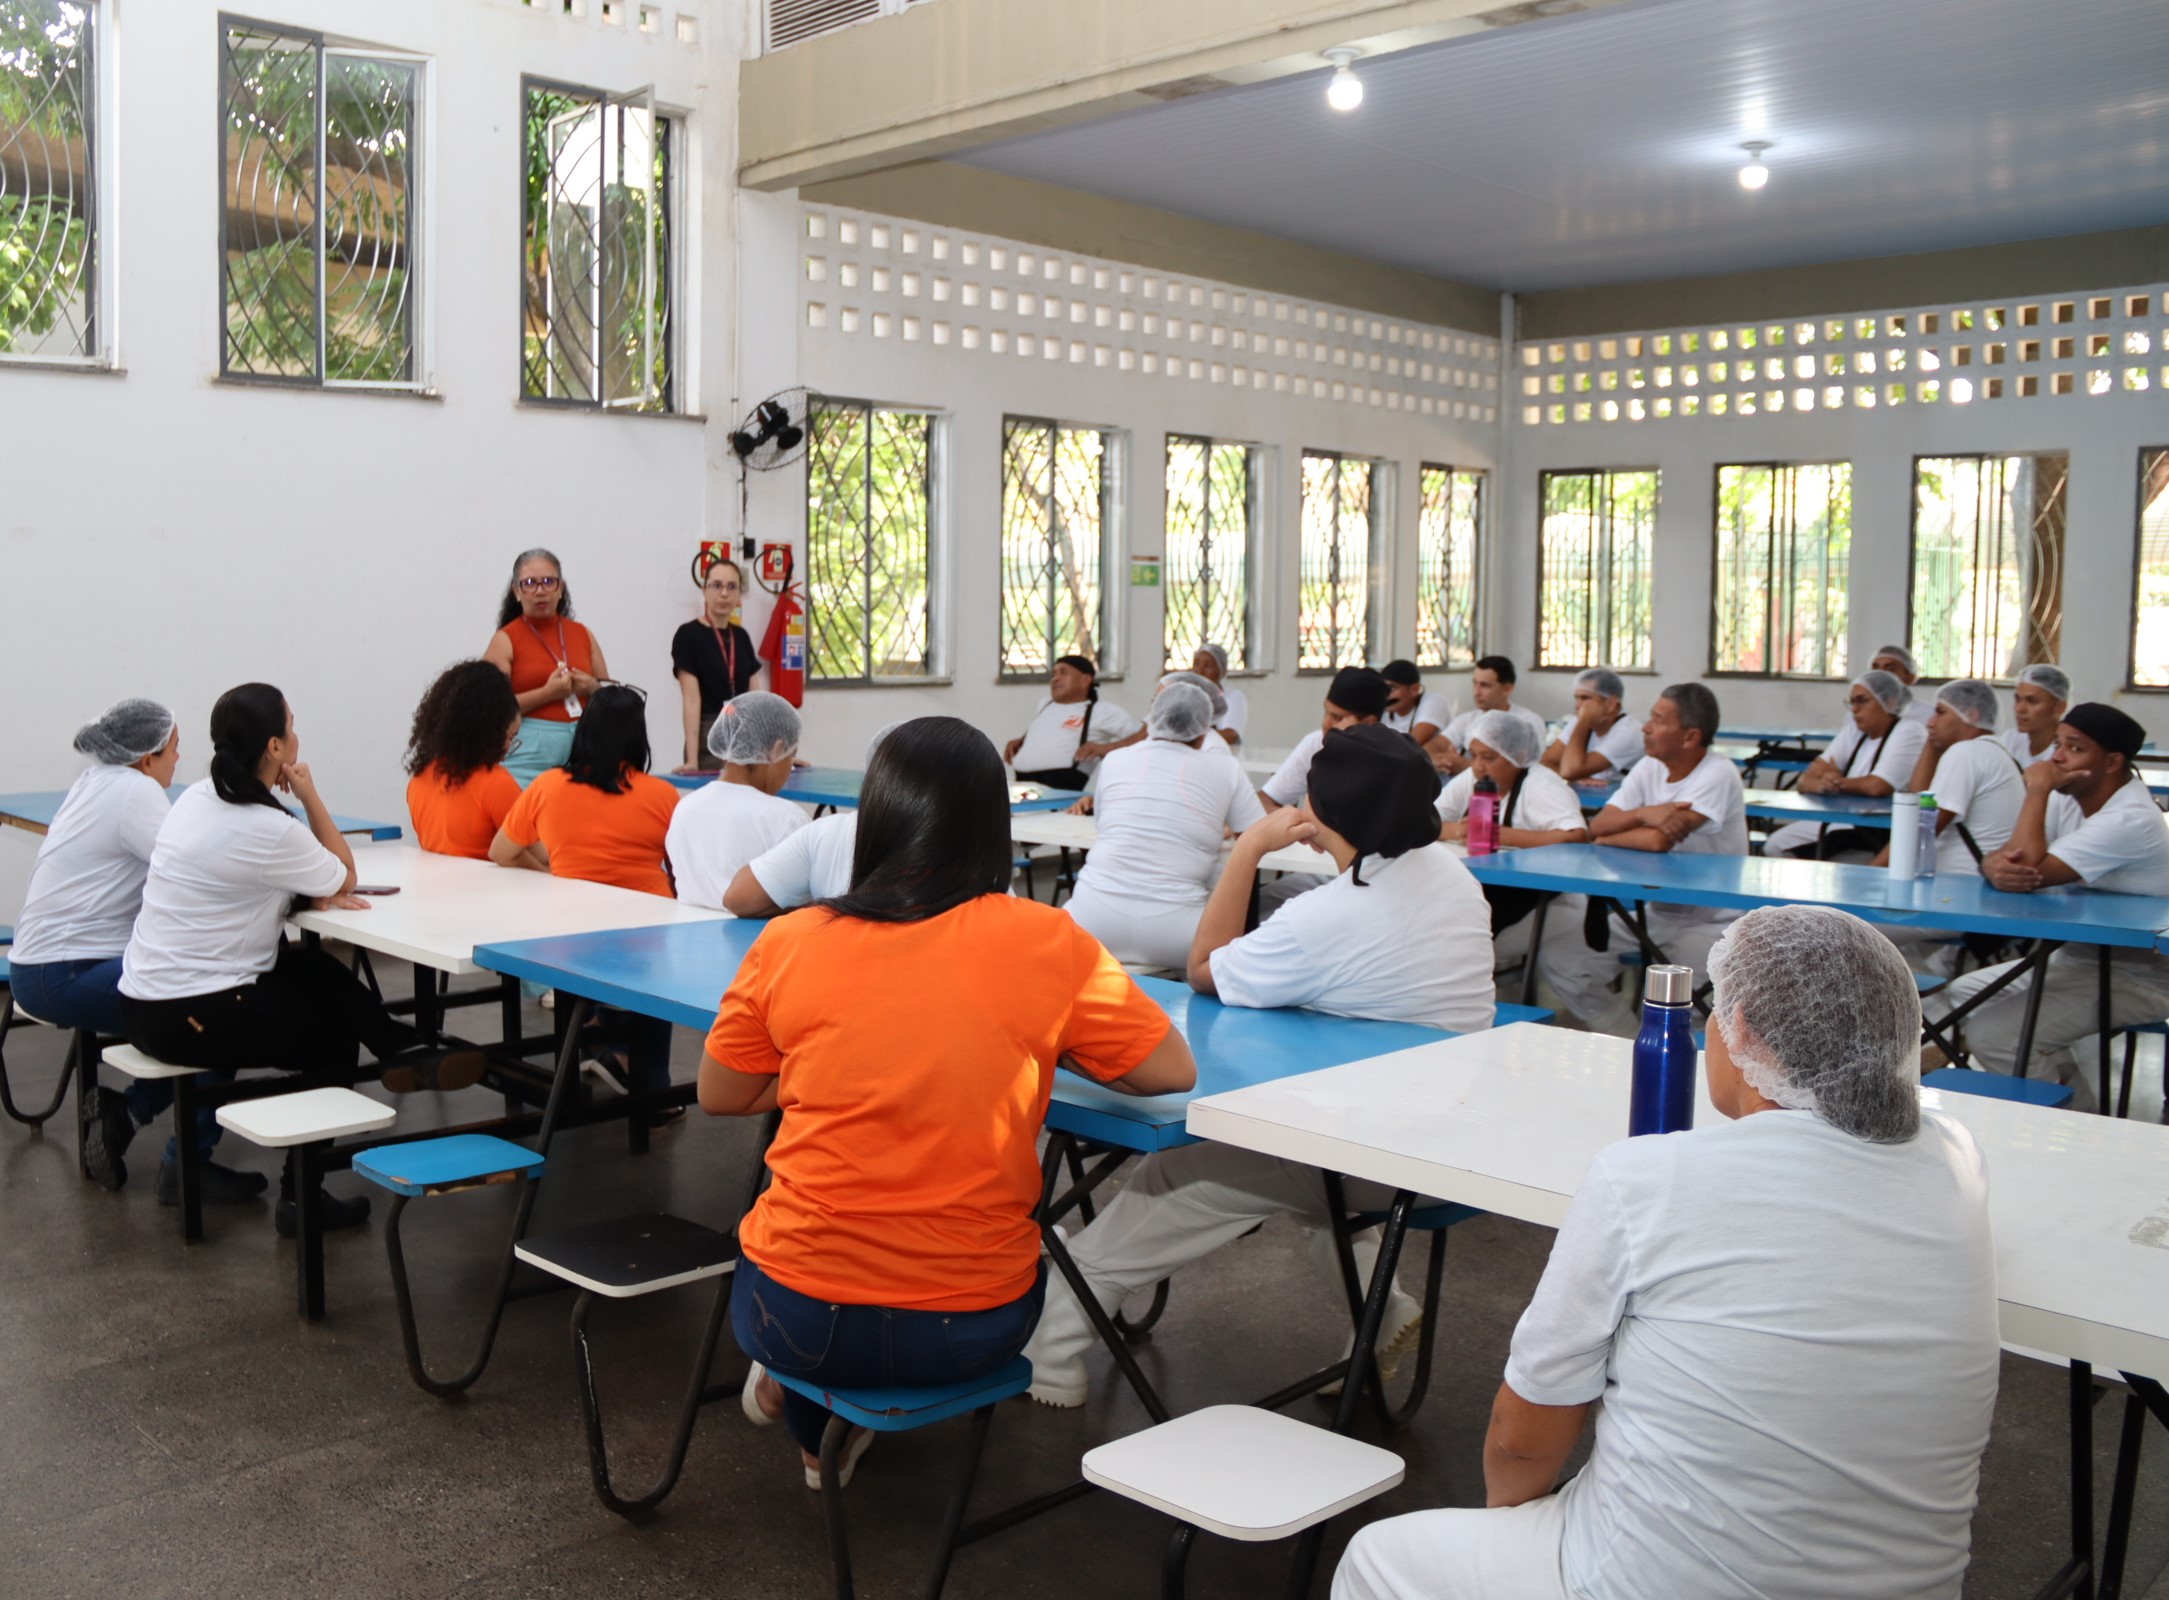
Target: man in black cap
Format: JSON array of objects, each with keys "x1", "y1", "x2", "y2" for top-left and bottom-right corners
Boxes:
[
  {"x1": 1001, "y1": 654, "x2": 1141, "y2": 791},
  {"x1": 1020, "y1": 723, "x2": 1496, "y2": 1408},
  {"x1": 1259, "y1": 665, "x2": 1390, "y2": 810},
  {"x1": 1380, "y1": 659, "x2": 1451, "y2": 748},
  {"x1": 1927, "y1": 702, "x2": 2169, "y2": 1105}
]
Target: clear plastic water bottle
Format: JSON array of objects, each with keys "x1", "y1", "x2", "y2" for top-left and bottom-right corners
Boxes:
[
  {"x1": 1915, "y1": 793, "x2": 1938, "y2": 880},
  {"x1": 1467, "y1": 774, "x2": 1500, "y2": 856},
  {"x1": 1628, "y1": 965, "x2": 1698, "y2": 1137}
]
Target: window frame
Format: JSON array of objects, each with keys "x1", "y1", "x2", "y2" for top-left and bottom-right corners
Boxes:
[
  {"x1": 1415, "y1": 462, "x2": 1485, "y2": 670},
  {"x1": 217, "y1": 13, "x2": 427, "y2": 391},
  {"x1": 1296, "y1": 448, "x2": 1388, "y2": 676},
  {"x1": 0, "y1": 0, "x2": 109, "y2": 369},
  {"x1": 997, "y1": 414, "x2": 1124, "y2": 683},
  {"x1": 1161, "y1": 432, "x2": 1265, "y2": 674},
  {"x1": 1903, "y1": 449, "x2": 2068, "y2": 684},
  {"x1": 1533, "y1": 465, "x2": 1661, "y2": 673},
  {"x1": 1705, "y1": 458, "x2": 1854, "y2": 681},
  {"x1": 516, "y1": 71, "x2": 678, "y2": 414},
  {"x1": 2124, "y1": 443, "x2": 2169, "y2": 691},
  {"x1": 802, "y1": 393, "x2": 943, "y2": 686}
]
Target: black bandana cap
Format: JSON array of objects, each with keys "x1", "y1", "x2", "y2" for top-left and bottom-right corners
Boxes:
[
  {"x1": 1307, "y1": 723, "x2": 1443, "y2": 885},
  {"x1": 2062, "y1": 702, "x2": 2145, "y2": 761},
  {"x1": 1325, "y1": 666, "x2": 1390, "y2": 720}
]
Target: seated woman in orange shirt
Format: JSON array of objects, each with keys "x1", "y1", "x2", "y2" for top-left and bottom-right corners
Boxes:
[
  {"x1": 405, "y1": 661, "x2": 527, "y2": 861},
  {"x1": 702, "y1": 716, "x2": 1196, "y2": 1488},
  {"x1": 491, "y1": 684, "x2": 683, "y2": 1111}
]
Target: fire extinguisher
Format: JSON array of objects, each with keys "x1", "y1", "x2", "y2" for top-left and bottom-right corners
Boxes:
[{"x1": 759, "y1": 547, "x2": 807, "y2": 707}]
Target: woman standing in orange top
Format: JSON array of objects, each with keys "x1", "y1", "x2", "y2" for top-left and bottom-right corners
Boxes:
[
  {"x1": 483, "y1": 547, "x2": 609, "y2": 786},
  {"x1": 404, "y1": 661, "x2": 528, "y2": 861},
  {"x1": 491, "y1": 685, "x2": 683, "y2": 1111},
  {"x1": 701, "y1": 717, "x2": 1196, "y2": 1487}
]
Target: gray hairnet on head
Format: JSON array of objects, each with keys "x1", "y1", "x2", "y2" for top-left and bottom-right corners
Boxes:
[
  {"x1": 1872, "y1": 642, "x2": 1918, "y2": 677},
  {"x1": 866, "y1": 720, "x2": 907, "y2": 761},
  {"x1": 1148, "y1": 682, "x2": 1216, "y2": 743},
  {"x1": 74, "y1": 699, "x2": 176, "y2": 765},
  {"x1": 1853, "y1": 669, "x2": 1907, "y2": 715},
  {"x1": 1469, "y1": 709, "x2": 1542, "y2": 770},
  {"x1": 706, "y1": 691, "x2": 802, "y2": 765},
  {"x1": 1157, "y1": 669, "x2": 1227, "y2": 720},
  {"x1": 1574, "y1": 667, "x2": 1625, "y2": 702},
  {"x1": 1708, "y1": 905, "x2": 1922, "y2": 1144},
  {"x1": 2016, "y1": 663, "x2": 2072, "y2": 703},
  {"x1": 1195, "y1": 642, "x2": 1229, "y2": 674},
  {"x1": 1935, "y1": 678, "x2": 1999, "y2": 730}
]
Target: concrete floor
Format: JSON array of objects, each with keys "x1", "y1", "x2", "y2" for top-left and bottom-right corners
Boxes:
[{"x1": 0, "y1": 988, "x2": 2163, "y2": 1600}]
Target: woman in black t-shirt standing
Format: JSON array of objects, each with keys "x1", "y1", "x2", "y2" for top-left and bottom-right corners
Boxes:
[{"x1": 673, "y1": 554, "x2": 764, "y2": 771}]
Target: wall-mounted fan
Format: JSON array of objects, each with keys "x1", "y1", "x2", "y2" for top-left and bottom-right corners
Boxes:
[{"x1": 729, "y1": 388, "x2": 813, "y2": 471}]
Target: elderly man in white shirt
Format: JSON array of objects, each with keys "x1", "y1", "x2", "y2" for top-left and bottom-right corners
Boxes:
[
  {"x1": 1537, "y1": 682, "x2": 1748, "y2": 1035},
  {"x1": 1764, "y1": 669, "x2": 1928, "y2": 859},
  {"x1": 1337, "y1": 905, "x2": 2000, "y2": 1600},
  {"x1": 1544, "y1": 667, "x2": 1643, "y2": 782}
]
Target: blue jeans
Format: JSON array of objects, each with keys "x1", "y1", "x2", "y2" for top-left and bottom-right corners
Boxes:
[
  {"x1": 732, "y1": 1251, "x2": 1046, "y2": 1454},
  {"x1": 9, "y1": 956, "x2": 210, "y2": 1160}
]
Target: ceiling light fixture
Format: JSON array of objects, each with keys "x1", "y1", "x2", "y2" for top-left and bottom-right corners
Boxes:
[
  {"x1": 1323, "y1": 48, "x2": 1364, "y2": 112},
  {"x1": 1738, "y1": 140, "x2": 1773, "y2": 190}
]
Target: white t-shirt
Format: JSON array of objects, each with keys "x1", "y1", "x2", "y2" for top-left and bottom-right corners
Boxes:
[
  {"x1": 12, "y1": 764, "x2": 173, "y2": 965},
  {"x1": 2001, "y1": 728, "x2": 2055, "y2": 765},
  {"x1": 1575, "y1": 714, "x2": 1647, "y2": 776},
  {"x1": 1208, "y1": 844, "x2": 1494, "y2": 1033},
  {"x1": 2044, "y1": 778, "x2": 2169, "y2": 895},
  {"x1": 1609, "y1": 751, "x2": 1749, "y2": 855},
  {"x1": 666, "y1": 780, "x2": 809, "y2": 912},
  {"x1": 1011, "y1": 696, "x2": 1144, "y2": 776},
  {"x1": 1925, "y1": 736, "x2": 2026, "y2": 877},
  {"x1": 1382, "y1": 689, "x2": 1451, "y2": 738},
  {"x1": 1819, "y1": 716, "x2": 1929, "y2": 791},
  {"x1": 746, "y1": 810, "x2": 858, "y2": 909},
  {"x1": 1900, "y1": 696, "x2": 1934, "y2": 727},
  {"x1": 1076, "y1": 739, "x2": 1265, "y2": 908},
  {"x1": 1261, "y1": 728, "x2": 1327, "y2": 808},
  {"x1": 1508, "y1": 1110, "x2": 1997, "y2": 1600},
  {"x1": 1217, "y1": 684, "x2": 1249, "y2": 741},
  {"x1": 119, "y1": 780, "x2": 350, "y2": 1002},
  {"x1": 1436, "y1": 763, "x2": 1588, "y2": 836},
  {"x1": 1442, "y1": 705, "x2": 1548, "y2": 756}
]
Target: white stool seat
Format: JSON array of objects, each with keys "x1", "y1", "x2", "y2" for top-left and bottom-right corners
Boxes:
[
  {"x1": 102, "y1": 1044, "x2": 202, "y2": 1081},
  {"x1": 216, "y1": 1087, "x2": 394, "y2": 1147},
  {"x1": 1081, "y1": 1405, "x2": 1405, "y2": 1541}
]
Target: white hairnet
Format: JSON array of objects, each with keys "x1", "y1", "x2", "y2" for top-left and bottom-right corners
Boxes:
[
  {"x1": 867, "y1": 720, "x2": 906, "y2": 760},
  {"x1": 1934, "y1": 678, "x2": 1999, "y2": 730},
  {"x1": 74, "y1": 699, "x2": 176, "y2": 765},
  {"x1": 1708, "y1": 905, "x2": 1921, "y2": 1144},
  {"x1": 1149, "y1": 682, "x2": 1215, "y2": 742},
  {"x1": 1157, "y1": 669, "x2": 1227, "y2": 721},
  {"x1": 707, "y1": 691, "x2": 801, "y2": 765},
  {"x1": 1195, "y1": 642, "x2": 1229, "y2": 674},
  {"x1": 1872, "y1": 643, "x2": 1918, "y2": 677},
  {"x1": 1853, "y1": 669, "x2": 1906, "y2": 715},
  {"x1": 1469, "y1": 708, "x2": 1541, "y2": 769},
  {"x1": 1574, "y1": 667, "x2": 1625, "y2": 701},
  {"x1": 2016, "y1": 663, "x2": 2071, "y2": 703}
]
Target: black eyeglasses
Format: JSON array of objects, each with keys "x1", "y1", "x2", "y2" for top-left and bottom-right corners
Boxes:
[
  {"x1": 517, "y1": 575, "x2": 561, "y2": 592},
  {"x1": 593, "y1": 680, "x2": 648, "y2": 705}
]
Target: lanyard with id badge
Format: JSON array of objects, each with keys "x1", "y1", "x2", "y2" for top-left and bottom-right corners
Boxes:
[{"x1": 526, "y1": 617, "x2": 581, "y2": 717}]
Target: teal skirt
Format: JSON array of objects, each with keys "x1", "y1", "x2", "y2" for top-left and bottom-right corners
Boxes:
[{"x1": 507, "y1": 717, "x2": 577, "y2": 787}]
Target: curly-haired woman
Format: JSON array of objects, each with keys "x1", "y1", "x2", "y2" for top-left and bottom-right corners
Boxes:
[{"x1": 405, "y1": 660, "x2": 529, "y2": 862}]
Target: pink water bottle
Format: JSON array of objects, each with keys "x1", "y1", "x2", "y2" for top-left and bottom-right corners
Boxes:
[{"x1": 1467, "y1": 774, "x2": 1500, "y2": 856}]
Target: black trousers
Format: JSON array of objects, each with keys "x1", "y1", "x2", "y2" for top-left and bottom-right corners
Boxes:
[
  {"x1": 1015, "y1": 765, "x2": 1091, "y2": 791},
  {"x1": 120, "y1": 939, "x2": 413, "y2": 1082}
]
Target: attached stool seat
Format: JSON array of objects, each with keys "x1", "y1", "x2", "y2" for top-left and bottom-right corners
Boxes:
[
  {"x1": 1332, "y1": 1195, "x2": 1483, "y2": 1427},
  {"x1": 767, "y1": 1356, "x2": 1035, "y2": 1600},
  {"x1": 1922, "y1": 1067, "x2": 2074, "y2": 1109},
  {"x1": 104, "y1": 1044, "x2": 220, "y2": 1238},
  {"x1": 0, "y1": 950, "x2": 85, "y2": 1131},
  {"x1": 217, "y1": 1086, "x2": 394, "y2": 1320},
  {"x1": 516, "y1": 1213, "x2": 736, "y2": 1518},
  {"x1": 1083, "y1": 1404, "x2": 1405, "y2": 1597}
]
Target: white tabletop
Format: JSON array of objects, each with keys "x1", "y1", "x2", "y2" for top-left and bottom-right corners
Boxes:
[
  {"x1": 291, "y1": 842, "x2": 726, "y2": 975},
  {"x1": 1008, "y1": 810, "x2": 1359, "y2": 879},
  {"x1": 1187, "y1": 1023, "x2": 2169, "y2": 1380}
]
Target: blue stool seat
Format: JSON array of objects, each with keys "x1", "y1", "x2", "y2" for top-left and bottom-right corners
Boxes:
[
  {"x1": 354, "y1": 1134, "x2": 543, "y2": 1196},
  {"x1": 1914, "y1": 972, "x2": 1948, "y2": 995},
  {"x1": 2122, "y1": 1020, "x2": 2169, "y2": 1037},
  {"x1": 1923, "y1": 1067, "x2": 2073, "y2": 1108},
  {"x1": 1617, "y1": 951, "x2": 1648, "y2": 967},
  {"x1": 768, "y1": 1356, "x2": 1034, "y2": 1433},
  {"x1": 1493, "y1": 1003, "x2": 1554, "y2": 1027},
  {"x1": 0, "y1": 925, "x2": 12, "y2": 944}
]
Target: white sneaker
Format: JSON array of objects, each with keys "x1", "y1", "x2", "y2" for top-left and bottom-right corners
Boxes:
[
  {"x1": 742, "y1": 1360, "x2": 778, "y2": 1427},
  {"x1": 1022, "y1": 1272, "x2": 1107, "y2": 1408},
  {"x1": 1320, "y1": 1290, "x2": 1425, "y2": 1398}
]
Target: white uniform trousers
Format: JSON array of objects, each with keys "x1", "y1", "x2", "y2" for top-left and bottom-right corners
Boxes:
[
  {"x1": 1536, "y1": 896, "x2": 1733, "y2": 1036},
  {"x1": 1334, "y1": 1482, "x2": 1575, "y2": 1600},
  {"x1": 1062, "y1": 882, "x2": 1204, "y2": 973},
  {"x1": 1927, "y1": 945, "x2": 2169, "y2": 1100}
]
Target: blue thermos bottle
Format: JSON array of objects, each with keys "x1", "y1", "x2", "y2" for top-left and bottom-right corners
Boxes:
[{"x1": 1628, "y1": 964, "x2": 1698, "y2": 1136}]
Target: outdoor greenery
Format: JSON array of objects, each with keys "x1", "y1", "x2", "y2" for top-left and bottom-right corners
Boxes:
[
  {"x1": 2133, "y1": 448, "x2": 2169, "y2": 686},
  {"x1": 0, "y1": 0, "x2": 93, "y2": 358},
  {"x1": 806, "y1": 401, "x2": 934, "y2": 681},
  {"x1": 1536, "y1": 468, "x2": 1656, "y2": 670},
  {"x1": 1163, "y1": 437, "x2": 1254, "y2": 672},
  {"x1": 1001, "y1": 419, "x2": 1108, "y2": 678},
  {"x1": 1298, "y1": 452, "x2": 1375, "y2": 671},
  {"x1": 1416, "y1": 465, "x2": 1482, "y2": 669},
  {"x1": 1712, "y1": 462, "x2": 1851, "y2": 677},
  {"x1": 1909, "y1": 453, "x2": 2065, "y2": 679}
]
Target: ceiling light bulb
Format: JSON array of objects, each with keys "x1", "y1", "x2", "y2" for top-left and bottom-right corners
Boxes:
[
  {"x1": 1738, "y1": 140, "x2": 1772, "y2": 190},
  {"x1": 1323, "y1": 48, "x2": 1363, "y2": 112}
]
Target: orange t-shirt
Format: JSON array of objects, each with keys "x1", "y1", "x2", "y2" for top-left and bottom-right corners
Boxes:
[
  {"x1": 500, "y1": 767, "x2": 679, "y2": 897},
  {"x1": 706, "y1": 895, "x2": 1171, "y2": 1311},
  {"x1": 500, "y1": 617, "x2": 596, "y2": 722},
  {"x1": 406, "y1": 764, "x2": 522, "y2": 860}
]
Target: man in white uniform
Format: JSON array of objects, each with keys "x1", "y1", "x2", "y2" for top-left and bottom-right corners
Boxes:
[
  {"x1": 1926, "y1": 702, "x2": 2169, "y2": 1106},
  {"x1": 666, "y1": 692, "x2": 807, "y2": 911},
  {"x1": 1260, "y1": 666, "x2": 1389, "y2": 809},
  {"x1": 1538, "y1": 682, "x2": 1747, "y2": 1035},
  {"x1": 1764, "y1": 670, "x2": 1927, "y2": 858},
  {"x1": 1191, "y1": 643, "x2": 1247, "y2": 747},
  {"x1": 1001, "y1": 655, "x2": 1141, "y2": 790},
  {"x1": 1545, "y1": 667, "x2": 1643, "y2": 781},
  {"x1": 1876, "y1": 679, "x2": 2025, "y2": 880},
  {"x1": 1870, "y1": 643, "x2": 1935, "y2": 727},
  {"x1": 1380, "y1": 660, "x2": 1451, "y2": 746},
  {"x1": 1435, "y1": 656, "x2": 1547, "y2": 778},
  {"x1": 1023, "y1": 726, "x2": 1495, "y2": 1407},
  {"x1": 2004, "y1": 663, "x2": 2071, "y2": 765},
  {"x1": 1337, "y1": 906, "x2": 1999, "y2": 1600}
]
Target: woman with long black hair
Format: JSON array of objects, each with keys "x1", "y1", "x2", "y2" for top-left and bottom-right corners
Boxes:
[
  {"x1": 700, "y1": 715, "x2": 1195, "y2": 1487},
  {"x1": 119, "y1": 684, "x2": 474, "y2": 1230}
]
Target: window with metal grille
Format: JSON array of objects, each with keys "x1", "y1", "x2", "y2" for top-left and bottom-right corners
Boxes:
[
  {"x1": 2127, "y1": 447, "x2": 2169, "y2": 687},
  {"x1": 1, "y1": 0, "x2": 99, "y2": 363},
  {"x1": 806, "y1": 399, "x2": 936, "y2": 683},
  {"x1": 1536, "y1": 469, "x2": 1657, "y2": 670},
  {"x1": 1162, "y1": 435, "x2": 1260, "y2": 673},
  {"x1": 1001, "y1": 418, "x2": 1117, "y2": 679},
  {"x1": 1908, "y1": 453, "x2": 2066, "y2": 679},
  {"x1": 520, "y1": 76, "x2": 672, "y2": 411},
  {"x1": 220, "y1": 17, "x2": 419, "y2": 387},
  {"x1": 1416, "y1": 464, "x2": 1483, "y2": 668},
  {"x1": 1298, "y1": 451, "x2": 1381, "y2": 672},
  {"x1": 1711, "y1": 462, "x2": 1852, "y2": 678}
]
